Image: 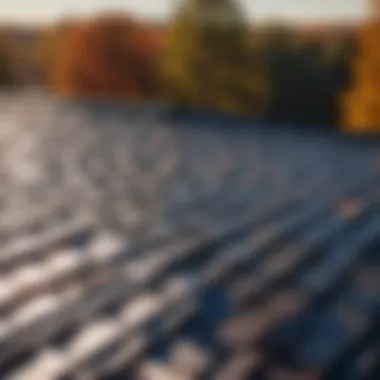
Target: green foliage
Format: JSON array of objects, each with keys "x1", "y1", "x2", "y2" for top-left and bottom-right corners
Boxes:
[
  {"x1": 252, "y1": 25, "x2": 348, "y2": 126},
  {"x1": 162, "y1": 0, "x2": 269, "y2": 116}
]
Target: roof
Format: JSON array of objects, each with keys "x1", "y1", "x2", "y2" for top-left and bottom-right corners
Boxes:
[{"x1": 0, "y1": 91, "x2": 379, "y2": 380}]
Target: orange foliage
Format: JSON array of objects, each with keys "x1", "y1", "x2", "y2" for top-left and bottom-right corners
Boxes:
[
  {"x1": 51, "y1": 14, "x2": 162, "y2": 99},
  {"x1": 341, "y1": 8, "x2": 380, "y2": 133}
]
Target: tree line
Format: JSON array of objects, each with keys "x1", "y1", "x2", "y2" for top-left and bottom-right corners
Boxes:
[{"x1": 0, "y1": 0, "x2": 379, "y2": 134}]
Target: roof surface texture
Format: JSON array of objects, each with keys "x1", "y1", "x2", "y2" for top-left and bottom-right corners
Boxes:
[{"x1": 0, "y1": 92, "x2": 379, "y2": 380}]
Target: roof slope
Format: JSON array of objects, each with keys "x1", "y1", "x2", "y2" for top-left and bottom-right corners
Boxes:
[{"x1": 0, "y1": 92, "x2": 379, "y2": 380}]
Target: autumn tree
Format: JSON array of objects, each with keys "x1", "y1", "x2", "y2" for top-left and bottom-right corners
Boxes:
[
  {"x1": 161, "y1": 0, "x2": 269, "y2": 116},
  {"x1": 35, "y1": 21, "x2": 76, "y2": 86},
  {"x1": 341, "y1": 2, "x2": 380, "y2": 134},
  {"x1": 50, "y1": 14, "x2": 160, "y2": 99}
]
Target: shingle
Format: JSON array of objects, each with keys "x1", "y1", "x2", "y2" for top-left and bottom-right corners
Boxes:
[
  {"x1": 0, "y1": 221, "x2": 93, "y2": 272},
  {"x1": 0, "y1": 276, "x2": 21, "y2": 310},
  {"x1": 335, "y1": 285, "x2": 379, "y2": 318},
  {"x1": 64, "y1": 319, "x2": 122, "y2": 365},
  {"x1": 87, "y1": 231, "x2": 128, "y2": 263},
  {"x1": 0, "y1": 318, "x2": 12, "y2": 342},
  {"x1": 170, "y1": 340, "x2": 211, "y2": 377},
  {"x1": 334, "y1": 197, "x2": 366, "y2": 221},
  {"x1": 303, "y1": 321, "x2": 354, "y2": 365},
  {"x1": 204, "y1": 201, "x2": 345, "y2": 293},
  {"x1": 138, "y1": 361, "x2": 190, "y2": 380},
  {"x1": 204, "y1": 227, "x2": 277, "y2": 285},
  {"x1": 218, "y1": 292, "x2": 304, "y2": 348},
  {"x1": 120, "y1": 294, "x2": 164, "y2": 328},
  {"x1": 11, "y1": 294, "x2": 62, "y2": 329},
  {"x1": 212, "y1": 351, "x2": 263, "y2": 380},
  {"x1": 227, "y1": 214, "x2": 347, "y2": 306},
  {"x1": 1, "y1": 280, "x2": 127, "y2": 367},
  {"x1": 266, "y1": 367, "x2": 321, "y2": 380},
  {"x1": 356, "y1": 342, "x2": 380, "y2": 378},
  {"x1": 355, "y1": 266, "x2": 380, "y2": 297},
  {"x1": 80, "y1": 300, "x2": 197, "y2": 378},
  {"x1": 58, "y1": 277, "x2": 197, "y2": 378},
  {"x1": 333, "y1": 305, "x2": 370, "y2": 334},
  {"x1": 9, "y1": 349, "x2": 68, "y2": 380},
  {"x1": 1, "y1": 94, "x2": 380, "y2": 380},
  {"x1": 298, "y1": 215, "x2": 380, "y2": 298}
]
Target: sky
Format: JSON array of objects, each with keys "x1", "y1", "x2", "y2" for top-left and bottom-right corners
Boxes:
[{"x1": 0, "y1": 0, "x2": 371, "y2": 25}]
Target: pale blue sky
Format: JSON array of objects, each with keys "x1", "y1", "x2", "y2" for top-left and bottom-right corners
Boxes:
[{"x1": 0, "y1": 0, "x2": 371, "y2": 25}]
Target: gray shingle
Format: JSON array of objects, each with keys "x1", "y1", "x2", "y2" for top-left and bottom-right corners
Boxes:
[{"x1": 0, "y1": 92, "x2": 379, "y2": 380}]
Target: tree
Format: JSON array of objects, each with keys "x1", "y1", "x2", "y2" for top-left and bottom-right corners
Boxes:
[
  {"x1": 0, "y1": 33, "x2": 15, "y2": 87},
  {"x1": 50, "y1": 14, "x2": 160, "y2": 99},
  {"x1": 321, "y1": 34, "x2": 356, "y2": 125},
  {"x1": 35, "y1": 21, "x2": 76, "y2": 86},
  {"x1": 161, "y1": 0, "x2": 269, "y2": 116},
  {"x1": 252, "y1": 25, "x2": 337, "y2": 126},
  {"x1": 341, "y1": 9, "x2": 380, "y2": 134}
]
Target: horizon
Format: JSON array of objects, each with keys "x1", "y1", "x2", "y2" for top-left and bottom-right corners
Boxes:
[{"x1": 0, "y1": 0, "x2": 371, "y2": 27}]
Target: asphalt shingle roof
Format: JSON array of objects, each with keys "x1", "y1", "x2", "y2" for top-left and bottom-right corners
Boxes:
[{"x1": 0, "y1": 91, "x2": 379, "y2": 380}]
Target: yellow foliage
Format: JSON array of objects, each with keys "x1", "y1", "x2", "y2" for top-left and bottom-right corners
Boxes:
[
  {"x1": 341, "y1": 19, "x2": 380, "y2": 134},
  {"x1": 35, "y1": 21, "x2": 76, "y2": 85}
]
